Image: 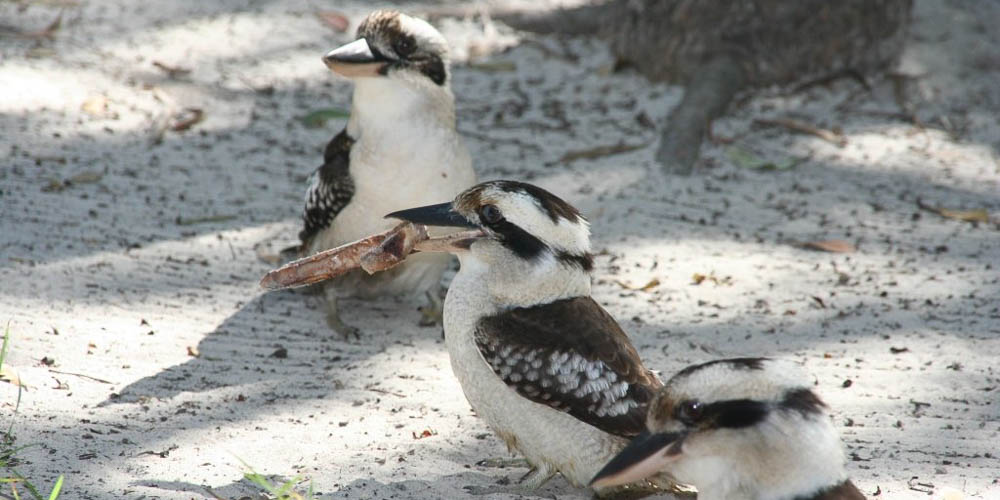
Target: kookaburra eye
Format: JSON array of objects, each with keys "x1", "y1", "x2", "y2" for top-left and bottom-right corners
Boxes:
[
  {"x1": 393, "y1": 37, "x2": 416, "y2": 57},
  {"x1": 677, "y1": 400, "x2": 703, "y2": 425},
  {"x1": 478, "y1": 204, "x2": 503, "y2": 224}
]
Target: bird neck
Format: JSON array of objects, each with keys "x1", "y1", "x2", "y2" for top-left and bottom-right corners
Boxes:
[
  {"x1": 348, "y1": 78, "x2": 456, "y2": 137},
  {"x1": 452, "y1": 252, "x2": 592, "y2": 312}
]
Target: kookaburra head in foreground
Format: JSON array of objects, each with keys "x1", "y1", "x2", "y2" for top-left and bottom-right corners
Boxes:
[
  {"x1": 298, "y1": 10, "x2": 475, "y2": 337},
  {"x1": 591, "y1": 358, "x2": 866, "y2": 500},
  {"x1": 387, "y1": 181, "x2": 677, "y2": 492}
]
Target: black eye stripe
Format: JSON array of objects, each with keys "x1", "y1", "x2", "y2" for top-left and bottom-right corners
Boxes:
[
  {"x1": 491, "y1": 220, "x2": 548, "y2": 261},
  {"x1": 688, "y1": 389, "x2": 825, "y2": 430},
  {"x1": 695, "y1": 399, "x2": 770, "y2": 429}
]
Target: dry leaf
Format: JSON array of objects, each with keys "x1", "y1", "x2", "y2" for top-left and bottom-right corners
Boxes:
[
  {"x1": 316, "y1": 11, "x2": 350, "y2": 32},
  {"x1": 171, "y1": 108, "x2": 203, "y2": 132},
  {"x1": 560, "y1": 142, "x2": 648, "y2": 163},
  {"x1": 82, "y1": 96, "x2": 109, "y2": 116},
  {"x1": 615, "y1": 278, "x2": 660, "y2": 291},
  {"x1": 412, "y1": 429, "x2": 436, "y2": 440},
  {"x1": 41, "y1": 178, "x2": 66, "y2": 192},
  {"x1": 800, "y1": 239, "x2": 856, "y2": 253},
  {"x1": 186, "y1": 346, "x2": 200, "y2": 357},
  {"x1": 0, "y1": 365, "x2": 26, "y2": 389},
  {"x1": 68, "y1": 171, "x2": 103, "y2": 184},
  {"x1": 917, "y1": 199, "x2": 990, "y2": 223},
  {"x1": 936, "y1": 208, "x2": 989, "y2": 223},
  {"x1": 691, "y1": 272, "x2": 732, "y2": 286},
  {"x1": 467, "y1": 60, "x2": 517, "y2": 72}
]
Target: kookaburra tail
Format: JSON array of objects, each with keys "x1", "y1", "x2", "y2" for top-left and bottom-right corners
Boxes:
[
  {"x1": 296, "y1": 10, "x2": 475, "y2": 337},
  {"x1": 386, "y1": 180, "x2": 680, "y2": 493},
  {"x1": 590, "y1": 358, "x2": 866, "y2": 500}
]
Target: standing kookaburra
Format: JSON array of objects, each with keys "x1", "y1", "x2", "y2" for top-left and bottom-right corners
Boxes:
[
  {"x1": 386, "y1": 180, "x2": 677, "y2": 492},
  {"x1": 298, "y1": 10, "x2": 475, "y2": 337},
  {"x1": 591, "y1": 358, "x2": 866, "y2": 500}
]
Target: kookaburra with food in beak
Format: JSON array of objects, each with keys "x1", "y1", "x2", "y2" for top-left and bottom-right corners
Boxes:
[
  {"x1": 590, "y1": 358, "x2": 866, "y2": 500},
  {"x1": 386, "y1": 180, "x2": 678, "y2": 492},
  {"x1": 296, "y1": 10, "x2": 475, "y2": 337}
]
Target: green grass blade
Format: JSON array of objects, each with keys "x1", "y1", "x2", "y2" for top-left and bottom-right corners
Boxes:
[
  {"x1": 46, "y1": 475, "x2": 63, "y2": 500},
  {"x1": 0, "y1": 321, "x2": 10, "y2": 368}
]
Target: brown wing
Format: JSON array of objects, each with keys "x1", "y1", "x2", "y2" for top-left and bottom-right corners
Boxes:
[
  {"x1": 817, "y1": 480, "x2": 866, "y2": 500},
  {"x1": 474, "y1": 296, "x2": 662, "y2": 437},
  {"x1": 299, "y1": 128, "x2": 356, "y2": 248}
]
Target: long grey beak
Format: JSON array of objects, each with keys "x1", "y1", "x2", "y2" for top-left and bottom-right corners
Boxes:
[
  {"x1": 386, "y1": 202, "x2": 477, "y2": 229},
  {"x1": 589, "y1": 431, "x2": 685, "y2": 489},
  {"x1": 322, "y1": 38, "x2": 387, "y2": 77},
  {"x1": 388, "y1": 203, "x2": 482, "y2": 253}
]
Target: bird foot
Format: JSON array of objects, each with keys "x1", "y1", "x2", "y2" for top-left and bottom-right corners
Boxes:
[
  {"x1": 417, "y1": 289, "x2": 444, "y2": 327},
  {"x1": 517, "y1": 465, "x2": 555, "y2": 489},
  {"x1": 325, "y1": 311, "x2": 361, "y2": 340},
  {"x1": 462, "y1": 464, "x2": 555, "y2": 495}
]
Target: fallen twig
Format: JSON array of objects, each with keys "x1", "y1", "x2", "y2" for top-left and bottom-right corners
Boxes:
[
  {"x1": 48, "y1": 369, "x2": 113, "y2": 384},
  {"x1": 152, "y1": 61, "x2": 191, "y2": 78},
  {"x1": 754, "y1": 117, "x2": 847, "y2": 147},
  {"x1": 175, "y1": 214, "x2": 237, "y2": 226},
  {"x1": 559, "y1": 141, "x2": 650, "y2": 163},
  {"x1": 365, "y1": 387, "x2": 407, "y2": 398}
]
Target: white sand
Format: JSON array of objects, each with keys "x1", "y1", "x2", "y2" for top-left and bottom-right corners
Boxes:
[{"x1": 1, "y1": 1, "x2": 998, "y2": 498}]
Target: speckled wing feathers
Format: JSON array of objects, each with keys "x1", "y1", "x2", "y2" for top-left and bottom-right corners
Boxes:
[
  {"x1": 474, "y1": 296, "x2": 662, "y2": 437},
  {"x1": 299, "y1": 128, "x2": 356, "y2": 248}
]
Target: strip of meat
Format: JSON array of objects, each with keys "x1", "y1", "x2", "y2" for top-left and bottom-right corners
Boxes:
[{"x1": 259, "y1": 223, "x2": 427, "y2": 290}]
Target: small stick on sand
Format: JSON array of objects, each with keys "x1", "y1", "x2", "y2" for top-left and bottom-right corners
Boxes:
[{"x1": 754, "y1": 117, "x2": 847, "y2": 147}]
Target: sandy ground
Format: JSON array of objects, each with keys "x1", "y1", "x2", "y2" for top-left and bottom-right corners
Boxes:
[{"x1": 2, "y1": 0, "x2": 999, "y2": 499}]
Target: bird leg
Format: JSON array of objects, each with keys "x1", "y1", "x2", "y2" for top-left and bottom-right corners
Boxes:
[
  {"x1": 655, "y1": 56, "x2": 747, "y2": 174},
  {"x1": 323, "y1": 288, "x2": 360, "y2": 340}
]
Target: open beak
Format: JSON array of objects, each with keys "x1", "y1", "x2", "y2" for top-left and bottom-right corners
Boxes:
[
  {"x1": 322, "y1": 38, "x2": 387, "y2": 78},
  {"x1": 589, "y1": 431, "x2": 685, "y2": 489},
  {"x1": 386, "y1": 202, "x2": 483, "y2": 253}
]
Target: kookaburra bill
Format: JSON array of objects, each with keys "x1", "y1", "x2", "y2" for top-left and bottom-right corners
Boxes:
[
  {"x1": 386, "y1": 180, "x2": 678, "y2": 492},
  {"x1": 296, "y1": 10, "x2": 475, "y2": 337},
  {"x1": 591, "y1": 358, "x2": 866, "y2": 500}
]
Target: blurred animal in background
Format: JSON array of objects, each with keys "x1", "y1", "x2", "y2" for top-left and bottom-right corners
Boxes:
[
  {"x1": 292, "y1": 9, "x2": 475, "y2": 338},
  {"x1": 432, "y1": 0, "x2": 912, "y2": 174}
]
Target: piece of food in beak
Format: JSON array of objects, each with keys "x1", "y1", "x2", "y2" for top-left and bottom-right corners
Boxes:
[
  {"x1": 589, "y1": 431, "x2": 683, "y2": 489},
  {"x1": 359, "y1": 222, "x2": 427, "y2": 274},
  {"x1": 259, "y1": 222, "x2": 427, "y2": 291}
]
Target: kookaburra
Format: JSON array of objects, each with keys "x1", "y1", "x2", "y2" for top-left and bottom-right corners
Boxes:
[
  {"x1": 590, "y1": 358, "x2": 866, "y2": 500},
  {"x1": 297, "y1": 9, "x2": 475, "y2": 337},
  {"x1": 386, "y1": 180, "x2": 678, "y2": 492}
]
